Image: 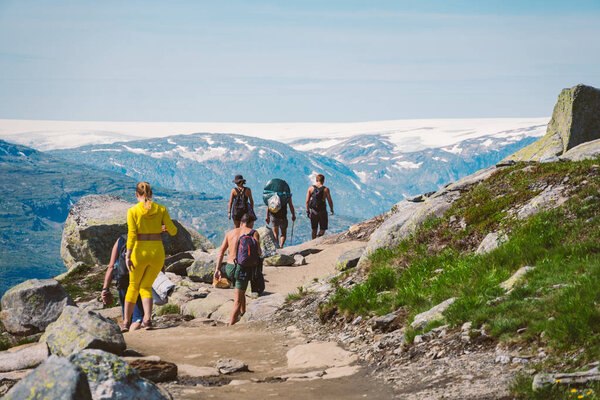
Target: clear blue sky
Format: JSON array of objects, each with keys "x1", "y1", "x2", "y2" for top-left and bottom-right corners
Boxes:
[{"x1": 1, "y1": 0, "x2": 599, "y2": 122}]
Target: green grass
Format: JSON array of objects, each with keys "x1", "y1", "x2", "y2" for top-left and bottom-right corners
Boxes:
[
  {"x1": 156, "y1": 303, "x2": 180, "y2": 316},
  {"x1": 286, "y1": 286, "x2": 312, "y2": 302},
  {"x1": 511, "y1": 373, "x2": 600, "y2": 400},
  {"x1": 329, "y1": 160, "x2": 600, "y2": 362}
]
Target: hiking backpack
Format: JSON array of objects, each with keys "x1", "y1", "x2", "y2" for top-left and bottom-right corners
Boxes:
[
  {"x1": 308, "y1": 185, "x2": 326, "y2": 211},
  {"x1": 234, "y1": 229, "x2": 260, "y2": 268},
  {"x1": 115, "y1": 234, "x2": 130, "y2": 290},
  {"x1": 232, "y1": 187, "x2": 248, "y2": 216}
]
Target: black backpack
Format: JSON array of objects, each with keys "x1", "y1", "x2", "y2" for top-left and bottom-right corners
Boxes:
[
  {"x1": 308, "y1": 185, "x2": 326, "y2": 211},
  {"x1": 232, "y1": 187, "x2": 248, "y2": 216},
  {"x1": 251, "y1": 258, "x2": 265, "y2": 295},
  {"x1": 115, "y1": 234, "x2": 130, "y2": 290}
]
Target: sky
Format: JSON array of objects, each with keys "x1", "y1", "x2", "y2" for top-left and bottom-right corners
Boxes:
[{"x1": 0, "y1": 0, "x2": 599, "y2": 122}]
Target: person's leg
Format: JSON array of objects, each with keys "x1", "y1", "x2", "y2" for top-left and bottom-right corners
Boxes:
[
  {"x1": 310, "y1": 211, "x2": 318, "y2": 240},
  {"x1": 272, "y1": 225, "x2": 280, "y2": 244},
  {"x1": 317, "y1": 211, "x2": 328, "y2": 237},
  {"x1": 137, "y1": 245, "x2": 165, "y2": 326},
  {"x1": 280, "y1": 224, "x2": 287, "y2": 247},
  {"x1": 124, "y1": 247, "x2": 145, "y2": 329},
  {"x1": 229, "y1": 289, "x2": 244, "y2": 325}
]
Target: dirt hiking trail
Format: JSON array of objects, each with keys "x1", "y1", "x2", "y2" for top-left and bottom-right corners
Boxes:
[{"x1": 124, "y1": 240, "x2": 396, "y2": 399}]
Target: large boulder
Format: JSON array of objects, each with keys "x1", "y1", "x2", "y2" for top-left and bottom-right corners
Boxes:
[
  {"x1": 181, "y1": 292, "x2": 232, "y2": 319},
  {"x1": 40, "y1": 306, "x2": 126, "y2": 357},
  {"x1": 0, "y1": 278, "x2": 75, "y2": 335},
  {"x1": 561, "y1": 138, "x2": 600, "y2": 161},
  {"x1": 61, "y1": 195, "x2": 212, "y2": 270},
  {"x1": 245, "y1": 293, "x2": 286, "y2": 321},
  {"x1": 187, "y1": 252, "x2": 224, "y2": 283},
  {"x1": 68, "y1": 349, "x2": 169, "y2": 400},
  {"x1": 506, "y1": 84, "x2": 600, "y2": 162},
  {"x1": 2, "y1": 355, "x2": 92, "y2": 400},
  {"x1": 359, "y1": 191, "x2": 460, "y2": 266},
  {"x1": 256, "y1": 226, "x2": 279, "y2": 258},
  {"x1": 0, "y1": 342, "x2": 49, "y2": 372}
]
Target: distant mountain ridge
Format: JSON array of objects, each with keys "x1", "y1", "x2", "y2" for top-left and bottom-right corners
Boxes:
[{"x1": 51, "y1": 125, "x2": 545, "y2": 218}]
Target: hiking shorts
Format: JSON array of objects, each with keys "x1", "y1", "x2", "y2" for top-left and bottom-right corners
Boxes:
[
  {"x1": 271, "y1": 217, "x2": 288, "y2": 231},
  {"x1": 222, "y1": 263, "x2": 249, "y2": 291},
  {"x1": 310, "y1": 209, "x2": 328, "y2": 231}
]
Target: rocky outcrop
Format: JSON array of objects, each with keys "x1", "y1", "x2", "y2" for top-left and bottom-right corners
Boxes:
[
  {"x1": 561, "y1": 138, "x2": 600, "y2": 161},
  {"x1": 475, "y1": 232, "x2": 507, "y2": 255},
  {"x1": 506, "y1": 84, "x2": 600, "y2": 162},
  {"x1": 2, "y1": 355, "x2": 92, "y2": 400},
  {"x1": 0, "y1": 278, "x2": 75, "y2": 335},
  {"x1": 256, "y1": 226, "x2": 279, "y2": 258},
  {"x1": 499, "y1": 266, "x2": 535, "y2": 291},
  {"x1": 533, "y1": 367, "x2": 600, "y2": 391},
  {"x1": 164, "y1": 258, "x2": 194, "y2": 275},
  {"x1": 181, "y1": 292, "x2": 232, "y2": 319},
  {"x1": 60, "y1": 195, "x2": 212, "y2": 270},
  {"x1": 0, "y1": 342, "x2": 49, "y2": 372},
  {"x1": 517, "y1": 185, "x2": 568, "y2": 219},
  {"x1": 410, "y1": 298, "x2": 456, "y2": 330},
  {"x1": 40, "y1": 306, "x2": 126, "y2": 357},
  {"x1": 335, "y1": 247, "x2": 365, "y2": 271},
  {"x1": 359, "y1": 191, "x2": 461, "y2": 266},
  {"x1": 187, "y1": 252, "x2": 222, "y2": 283},
  {"x1": 68, "y1": 349, "x2": 169, "y2": 400},
  {"x1": 244, "y1": 293, "x2": 286, "y2": 321}
]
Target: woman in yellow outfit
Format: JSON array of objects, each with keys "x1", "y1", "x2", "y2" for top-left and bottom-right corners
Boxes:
[{"x1": 122, "y1": 182, "x2": 177, "y2": 331}]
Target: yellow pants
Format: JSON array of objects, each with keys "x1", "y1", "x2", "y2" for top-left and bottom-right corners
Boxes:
[{"x1": 125, "y1": 241, "x2": 165, "y2": 303}]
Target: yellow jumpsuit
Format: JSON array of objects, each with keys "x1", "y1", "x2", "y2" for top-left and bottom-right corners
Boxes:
[{"x1": 125, "y1": 201, "x2": 177, "y2": 303}]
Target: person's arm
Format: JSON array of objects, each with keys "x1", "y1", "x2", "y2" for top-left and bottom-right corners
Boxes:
[
  {"x1": 126, "y1": 209, "x2": 136, "y2": 272},
  {"x1": 289, "y1": 198, "x2": 296, "y2": 221},
  {"x1": 214, "y1": 235, "x2": 229, "y2": 280},
  {"x1": 228, "y1": 189, "x2": 235, "y2": 220},
  {"x1": 247, "y1": 188, "x2": 254, "y2": 209},
  {"x1": 101, "y1": 239, "x2": 119, "y2": 306},
  {"x1": 254, "y1": 231, "x2": 262, "y2": 256},
  {"x1": 325, "y1": 187, "x2": 334, "y2": 215},
  {"x1": 305, "y1": 187, "x2": 312, "y2": 217},
  {"x1": 162, "y1": 207, "x2": 178, "y2": 236},
  {"x1": 266, "y1": 208, "x2": 270, "y2": 224}
]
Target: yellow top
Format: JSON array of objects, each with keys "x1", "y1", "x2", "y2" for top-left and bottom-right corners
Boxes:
[{"x1": 127, "y1": 201, "x2": 177, "y2": 249}]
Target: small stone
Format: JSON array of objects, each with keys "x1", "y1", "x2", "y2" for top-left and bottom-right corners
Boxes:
[
  {"x1": 461, "y1": 322, "x2": 472, "y2": 331},
  {"x1": 352, "y1": 316, "x2": 363, "y2": 325},
  {"x1": 127, "y1": 359, "x2": 178, "y2": 383},
  {"x1": 216, "y1": 358, "x2": 249, "y2": 375},
  {"x1": 517, "y1": 328, "x2": 527, "y2": 334},
  {"x1": 293, "y1": 254, "x2": 307, "y2": 266},
  {"x1": 495, "y1": 355, "x2": 511, "y2": 364},
  {"x1": 413, "y1": 335, "x2": 423, "y2": 344}
]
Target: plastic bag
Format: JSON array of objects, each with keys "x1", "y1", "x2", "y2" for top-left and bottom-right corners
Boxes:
[{"x1": 268, "y1": 193, "x2": 282, "y2": 214}]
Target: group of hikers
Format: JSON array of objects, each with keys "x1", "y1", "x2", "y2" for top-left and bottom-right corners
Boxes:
[{"x1": 100, "y1": 174, "x2": 334, "y2": 331}]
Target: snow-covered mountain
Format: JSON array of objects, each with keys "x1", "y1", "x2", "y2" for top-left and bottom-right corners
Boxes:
[
  {"x1": 49, "y1": 120, "x2": 547, "y2": 218},
  {"x1": 50, "y1": 133, "x2": 380, "y2": 218},
  {"x1": 0, "y1": 118, "x2": 547, "y2": 151},
  {"x1": 290, "y1": 124, "x2": 546, "y2": 198}
]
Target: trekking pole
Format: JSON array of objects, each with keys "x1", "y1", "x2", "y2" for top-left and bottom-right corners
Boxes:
[{"x1": 290, "y1": 219, "x2": 295, "y2": 246}]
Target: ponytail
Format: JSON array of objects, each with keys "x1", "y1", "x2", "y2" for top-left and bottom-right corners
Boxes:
[{"x1": 136, "y1": 182, "x2": 153, "y2": 210}]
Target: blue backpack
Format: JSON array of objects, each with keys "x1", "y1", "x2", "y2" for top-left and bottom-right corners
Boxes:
[{"x1": 234, "y1": 230, "x2": 260, "y2": 268}]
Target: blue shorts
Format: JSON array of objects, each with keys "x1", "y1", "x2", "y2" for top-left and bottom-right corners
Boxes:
[{"x1": 118, "y1": 287, "x2": 144, "y2": 323}]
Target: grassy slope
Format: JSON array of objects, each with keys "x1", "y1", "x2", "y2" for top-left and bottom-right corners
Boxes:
[{"x1": 327, "y1": 159, "x2": 600, "y2": 399}]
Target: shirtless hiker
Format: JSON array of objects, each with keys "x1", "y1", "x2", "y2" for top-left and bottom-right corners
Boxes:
[{"x1": 215, "y1": 213, "x2": 261, "y2": 325}]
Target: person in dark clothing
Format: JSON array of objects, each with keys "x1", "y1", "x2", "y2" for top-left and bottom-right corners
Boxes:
[
  {"x1": 266, "y1": 195, "x2": 296, "y2": 247},
  {"x1": 305, "y1": 174, "x2": 334, "y2": 239},
  {"x1": 228, "y1": 175, "x2": 255, "y2": 227},
  {"x1": 100, "y1": 234, "x2": 144, "y2": 331}
]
